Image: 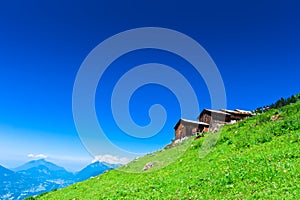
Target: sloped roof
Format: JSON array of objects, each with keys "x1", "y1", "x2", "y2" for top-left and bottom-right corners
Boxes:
[
  {"x1": 221, "y1": 109, "x2": 253, "y2": 115},
  {"x1": 199, "y1": 109, "x2": 231, "y2": 117},
  {"x1": 220, "y1": 109, "x2": 237, "y2": 114},
  {"x1": 234, "y1": 109, "x2": 253, "y2": 115},
  {"x1": 181, "y1": 118, "x2": 209, "y2": 126}
]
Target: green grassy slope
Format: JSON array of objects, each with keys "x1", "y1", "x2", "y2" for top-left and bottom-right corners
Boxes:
[{"x1": 34, "y1": 102, "x2": 300, "y2": 199}]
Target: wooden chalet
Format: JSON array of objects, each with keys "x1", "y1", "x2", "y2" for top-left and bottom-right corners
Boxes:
[
  {"x1": 198, "y1": 109, "x2": 231, "y2": 125},
  {"x1": 173, "y1": 108, "x2": 254, "y2": 140},
  {"x1": 198, "y1": 109, "x2": 231, "y2": 133},
  {"x1": 174, "y1": 119, "x2": 209, "y2": 140}
]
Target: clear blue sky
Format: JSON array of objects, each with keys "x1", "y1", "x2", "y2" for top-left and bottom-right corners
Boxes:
[{"x1": 0, "y1": 0, "x2": 299, "y2": 171}]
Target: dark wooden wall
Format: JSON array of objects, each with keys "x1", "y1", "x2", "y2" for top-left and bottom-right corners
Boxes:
[{"x1": 175, "y1": 121, "x2": 208, "y2": 140}]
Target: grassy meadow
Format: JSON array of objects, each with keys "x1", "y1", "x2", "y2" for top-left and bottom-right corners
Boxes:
[{"x1": 30, "y1": 101, "x2": 300, "y2": 199}]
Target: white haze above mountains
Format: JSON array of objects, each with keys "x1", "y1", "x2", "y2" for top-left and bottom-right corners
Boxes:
[{"x1": 92, "y1": 154, "x2": 130, "y2": 165}]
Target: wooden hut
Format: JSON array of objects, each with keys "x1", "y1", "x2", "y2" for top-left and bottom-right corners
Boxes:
[
  {"x1": 174, "y1": 119, "x2": 209, "y2": 140},
  {"x1": 198, "y1": 109, "x2": 231, "y2": 124},
  {"x1": 198, "y1": 109, "x2": 231, "y2": 132}
]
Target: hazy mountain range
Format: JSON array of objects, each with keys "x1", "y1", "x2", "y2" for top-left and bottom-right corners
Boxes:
[{"x1": 0, "y1": 159, "x2": 121, "y2": 200}]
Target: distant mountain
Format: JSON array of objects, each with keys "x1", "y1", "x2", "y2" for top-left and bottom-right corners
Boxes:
[
  {"x1": 1, "y1": 159, "x2": 75, "y2": 200},
  {"x1": 0, "y1": 159, "x2": 121, "y2": 200},
  {"x1": 16, "y1": 159, "x2": 75, "y2": 182},
  {"x1": 76, "y1": 161, "x2": 120, "y2": 181},
  {"x1": 18, "y1": 165, "x2": 75, "y2": 182},
  {"x1": 13, "y1": 159, "x2": 65, "y2": 172}
]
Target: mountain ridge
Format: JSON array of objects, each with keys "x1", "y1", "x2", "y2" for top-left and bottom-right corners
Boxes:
[{"x1": 0, "y1": 165, "x2": 13, "y2": 177}]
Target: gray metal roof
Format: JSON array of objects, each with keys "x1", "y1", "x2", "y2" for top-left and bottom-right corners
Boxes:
[
  {"x1": 180, "y1": 118, "x2": 209, "y2": 126},
  {"x1": 202, "y1": 109, "x2": 231, "y2": 115},
  {"x1": 174, "y1": 118, "x2": 209, "y2": 129}
]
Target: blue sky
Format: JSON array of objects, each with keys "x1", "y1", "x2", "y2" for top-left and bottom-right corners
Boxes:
[{"x1": 0, "y1": 0, "x2": 299, "y2": 171}]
